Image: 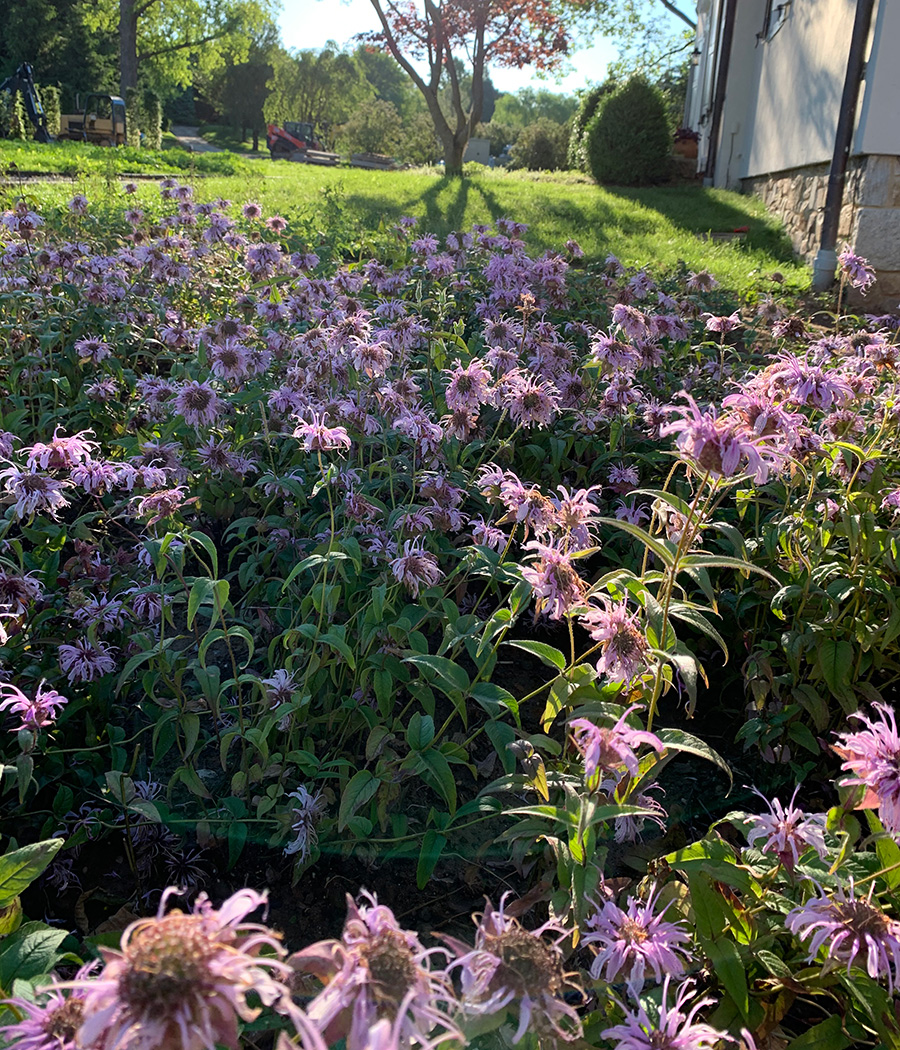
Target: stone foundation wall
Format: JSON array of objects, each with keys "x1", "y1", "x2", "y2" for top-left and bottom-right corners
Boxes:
[{"x1": 742, "y1": 155, "x2": 900, "y2": 311}]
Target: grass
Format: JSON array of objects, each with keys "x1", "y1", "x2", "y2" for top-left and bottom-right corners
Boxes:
[
  {"x1": 0, "y1": 137, "x2": 249, "y2": 177},
  {"x1": 196, "y1": 125, "x2": 263, "y2": 154},
  {"x1": 0, "y1": 139, "x2": 809, "y2": 297}
]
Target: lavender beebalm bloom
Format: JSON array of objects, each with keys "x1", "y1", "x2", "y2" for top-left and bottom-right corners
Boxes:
[
  {"x1": 520, "y1": 540, "x2": 587, "y2": 620},
  {"x1": 442, "y1": 893, "x2": 583, "y2": 1043},
  {"x1": 0, "y1": 965, "x2": 95, "y2": 1050},
  {"x1": 579, "y1": 599, "x2": 649, "y2": 685},
  {"x1": 0, "y1": 679, "x2": 68, "y2": 733},
  {"x1": 786, "y1": 881, "x2": 900, "y2": 992},
  {"x1": 66, "y1": 887, "x2": 296, "y2": 1050},
  {"x1": 838, "y1": 247, "x2": 876, "y2": 293},
  {"x1": 744, "y1": 786, "x2": 827, "y2": 871},
  {"x1": 583, "y1": 884, "x2": 690, "y2": 997},
  {"x1": 569, "y1": 706, "x2": 664, "y2": 781},
  {"x1": 291, "y1": 890, "x2": 461, "y2": 1050},
  {"x1": 602, "y1": 976, "x2": 753, "y2": 1050},
  {"x1": 834, "y1": 702, "x2": 900, "y2": 833}
]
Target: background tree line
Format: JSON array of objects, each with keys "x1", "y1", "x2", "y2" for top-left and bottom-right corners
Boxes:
[{"x1": 0, "y1": 0, "x2": 690, "y2": 168}]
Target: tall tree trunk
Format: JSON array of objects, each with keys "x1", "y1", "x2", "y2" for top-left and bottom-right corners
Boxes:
[
  {"x1": 119, "y1": 0, "x2": 139, "y2": 94},
  {"x1": 252, "y1": 128, "x2": 259, "y2": 152},
  {"x1": 442, "y1": 134, "x2": 466, "y2": 176}
]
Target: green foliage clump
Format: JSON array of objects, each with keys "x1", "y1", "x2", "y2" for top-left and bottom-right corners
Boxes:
[
  {"x1": 3, "y1": 90, "x2": 29, "y2": 140},
  {"x1": 585, "y1": 77, "x2": 671, "y2": 187},
  {"x1": 125, "y1": 86, "x2": 141, "y2": 148},
  {"x1": 141, "y1": 88, "x2": 162, "y2": 150},
  {"x1": 509, "y1": 118, "x2": 569, "y2": 172},
  {"x1": 338, "y1": 99, "x2": 402, "y2": 156},
  {"x1": 39, "y1": 84, "x2": 61, "y2": 137},
  {"x1": 474, "y1": 120, "x2": 518, "y2": 158},
  {"x1": 567, "y1": 81, "x2": 615, "y2": 171}
]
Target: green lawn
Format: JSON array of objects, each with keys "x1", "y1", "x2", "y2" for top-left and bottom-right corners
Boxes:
[{"x1": 0, "y1": 137, "x2": 809, "y2": 296}]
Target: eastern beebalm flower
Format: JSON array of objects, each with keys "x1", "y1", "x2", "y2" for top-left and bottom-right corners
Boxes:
[
  {"x1": 839, "y1": 247, "x2": 876, "y2": 292},
  {"x1": 173, "y1": 381, "x2": 222, "y2": 428},
  {"x1": 834, "y1": 702, "x2": 900, "y2": 833},
  {"x1": 786, "y1": 881, "x2": 900, "y2": 992},
  {"x1": 520, "y1": 540, "x2": 587, "y2": 620},
  {"x1": 579, "y1": 599, "x2": 649, "y2": 685},
  {"x1": 58, "y1": 639, "x2": 116, "y2": 683},
  {"x1": 291, "y1": 890, "x2": 460, "y2": 1050},
  {"x1": 0, "y1": 966, "x2": 94, "y2": 1050},
  {"x1": 0, "y1": 467, "x2": 71, "y2": 520},
  {"x1": 68, "y1": 887, "x2": 293, "y2": 1050},
  {"x1": 0, "y1": 679, "x2": 68, "y2": 732},
  {"x1": 294, "y1": 414, "x2": 352, "y2": 453},
  {"x1": 583, "y1": 884, "x2": 690, "y2": 996},
  {"x1": 601, "y1": 976, "x2": 748, "y2": 1050},
  {"x1": 389, "y1": 539, "x2": 443, "y2": 597},
  {"x1": 745, "y1": 786, "x2": 827, "y2": 871},
  {"x1": 443, "y1": 893, "x2": 582, "y2": 1043},
  {"x1": 570, "y1": 707, "x2": 663, "y2": 781}
]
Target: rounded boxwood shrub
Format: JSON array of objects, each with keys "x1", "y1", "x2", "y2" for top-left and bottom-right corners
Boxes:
[
  {"x1": 567, "y1": 81, "x2": 615, "y2": 171},
  {"x1": 585, "y1": 77, "x2": 671, "y2": 186}
]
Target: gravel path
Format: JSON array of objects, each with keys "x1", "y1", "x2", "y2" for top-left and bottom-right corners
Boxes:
[{"x1": 169, "y1": 125, "x2": 222, "y2": 153}]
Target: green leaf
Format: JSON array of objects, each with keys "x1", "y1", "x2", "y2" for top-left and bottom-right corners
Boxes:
[
  {"x1": 785, "y1": 1015, "x2": 851, "y2": 1050},
  {"x1": 632, "y1": 488, "x2": 693, "y2": 518},
  {"x1": 228, "y1": 822, "x2": 248, "y2": 871},
  {"x1": 416, "y1": 749, "x2": 457, "y2": 814},
  {"x1": 404, "y1": 654, "x2": 470, "y2": 695},
  {"x1": 416, "y1": 830, "x2": 448, "y2": 889},
  {"x1": 470, "y1": 683, "x2": 521, "y2": 727},
  {"x1": 0, "y1": 840, "x2": 63, "y2": 908},
  {"x1": 338, "y1": 770, "x2": 379, "y2": 831},
  {"x1": 186, "y1": 530, "x2": 219, "y2": 578},
  {"x1": 666, "y1": 837, "x2": 759, "y2": 895},
  {"x1": 667, "y1": 603, "x2": 729, "y2": 659},
  {"x1": 679, "y1": 553, "x2": 778, "y2": 582},
  {"x1": 187, "y1": 577, "x2": 229, "y2": 630},
  {"x1": 818, "y1": 639, "x2": 854, "y2": 703},
  {"x1": 655, "y1": 728, "x2": 733, "y2": 789},
  {"x1": 597, "y1": 516, "x2": 675, "y2": 568},
  {"x1": 867, "y1": 812, "x2": 900, "y2": 890},
  {"x1": 406, "y1": 713, "x2": 435, "y2": 752},
  {"x1": 504, "y1": 639, "x2": 566, "y2": 671},
  {"x1": 757, "y1": 949, "x2": 793, "y2": 979},
  {"x1": 0, "y1": 923, "x2": 69, "y2": 986},
  {"x1": 707, "y1": 937, "x2": 749, "y2": 1021},
  {"x1": 281, "y1": 551, "x2": 348, "y2": 591}
]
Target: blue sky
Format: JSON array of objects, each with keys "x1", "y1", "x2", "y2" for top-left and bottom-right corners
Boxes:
[{"x1": 278, "y1": 0, "x2": 667, "y2": 94}]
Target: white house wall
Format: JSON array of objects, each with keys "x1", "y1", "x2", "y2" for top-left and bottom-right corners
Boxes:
[
  {"x1": 742, "y1": 0, "x2": 859, "y2": 179},
  {"x1": 712, "y1": 0, "x2": 766, "y2": 187},
  {"x1": 857, "y1": 0, "x2": 900, "y2": 156}
]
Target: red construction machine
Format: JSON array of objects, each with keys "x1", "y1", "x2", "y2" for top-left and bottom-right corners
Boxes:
[{"x1": 266, "y1": 121, "x2": 339, "y2": 165}]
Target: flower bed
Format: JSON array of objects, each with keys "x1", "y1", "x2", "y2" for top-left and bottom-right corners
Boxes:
[{"x1": 0, "y1": 183, "x2": 899, "y2": 1048}]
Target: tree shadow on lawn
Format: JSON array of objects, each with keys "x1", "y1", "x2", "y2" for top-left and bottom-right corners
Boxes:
[
  {"x1": 603, "y1": 184, "x2": 799, "y2": 265},
  {"x1": 343, "y1": 175, "x2": 480, "y2": 237}
]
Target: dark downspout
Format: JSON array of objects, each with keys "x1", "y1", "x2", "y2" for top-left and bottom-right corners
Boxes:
[
  {"x1": 703, "y1": 0, "x2": 738, "y2": 186},
  {"x1": 812, "y1": 0, "x2": 876, "y2": 291}
]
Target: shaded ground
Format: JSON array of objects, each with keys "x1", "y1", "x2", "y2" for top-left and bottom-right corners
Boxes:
[{"x1": 169, "y1": 125, "x2": 222, "y2": 154}]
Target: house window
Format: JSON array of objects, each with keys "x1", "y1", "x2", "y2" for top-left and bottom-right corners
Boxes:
[{"x1": 760, "y1": 0, "x2": 791, "y2": 40}]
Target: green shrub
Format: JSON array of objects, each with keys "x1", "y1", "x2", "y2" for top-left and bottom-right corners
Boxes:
[
  {"x1": 40, "y1": 85, "x2": 61, "y2": 137},
  {"x1": 141, "y1": 88, "x2": 162, "y2": 150},
  {"x1": 567, "y1": 81, "x2": 615, "y2": 171},
  {"x1": 338, "y1": 100, "x2": 402, "y2": 156},
  {"x1": 509, "y1": 118, "x2": 569, "y2": 171},
  {"x1": 585, "y1": 77, "x2": 671, "y2": 187},
  {"x1": 7, "y1": 90, "x2": 28, "y2": 140}
]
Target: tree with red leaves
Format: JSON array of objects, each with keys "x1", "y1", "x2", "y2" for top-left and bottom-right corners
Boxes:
[{"x1": 362, "y1": 0, "x2": 583, "y2": 175}]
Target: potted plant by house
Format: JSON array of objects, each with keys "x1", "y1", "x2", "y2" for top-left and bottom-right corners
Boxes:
[{"x1": 674, "y1": 127, "x2": 699, "y2": 159}]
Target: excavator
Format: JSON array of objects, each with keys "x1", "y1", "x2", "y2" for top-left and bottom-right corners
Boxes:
[
  {"x1": 1, "y1": 62, "x2": 126, "y2": 146},
  {"x1": 0, "y1": 63, "x2": 52, "y2": 142}
]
